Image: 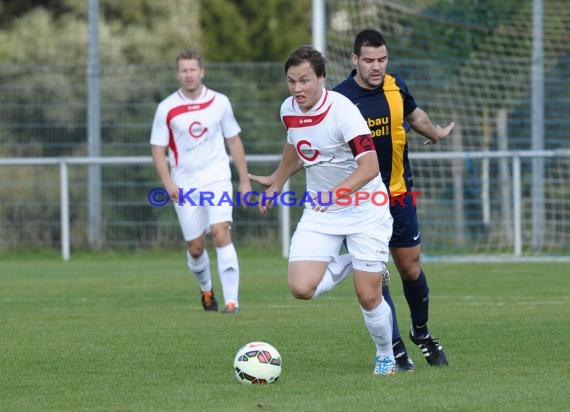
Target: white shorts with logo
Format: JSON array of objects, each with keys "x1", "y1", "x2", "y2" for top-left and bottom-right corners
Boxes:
[
  {"x1": 288, "y1": 201, "x2": 393, "y2": 263},
  {"x1": 172, "y1": 180, "x2": 234, "y2": 241}
]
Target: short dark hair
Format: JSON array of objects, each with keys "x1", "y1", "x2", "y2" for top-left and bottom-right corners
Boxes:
[
  {"x1": 176, "y1": 50, "x2": 203, "y2": 69},
  {"x1": 353, "y1": 29, "x2": 387, "y2": 55},
  {"x1": 284, "y1": 45, "x2": 326, "y2": 78}
]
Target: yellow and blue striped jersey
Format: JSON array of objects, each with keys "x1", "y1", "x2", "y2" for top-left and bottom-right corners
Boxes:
[{"x1": 334, "y1": 72, "x2": 417, "y2": 195}]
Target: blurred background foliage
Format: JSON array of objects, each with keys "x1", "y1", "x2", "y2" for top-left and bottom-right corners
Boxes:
[
  {"x1": 0, "y1": 0, "x2": 311, "y2": 64},
  {"x1": 0, "y1": 0, "x2": 311, "y2": 157}
]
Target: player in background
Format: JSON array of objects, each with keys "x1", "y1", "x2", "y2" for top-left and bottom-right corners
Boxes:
[
  {"x1": 258, "y1": 45, "x2": 396, "y2": 375},
  {"x1": 150, "y1": 50, "x2": 251, "y2": 314},
  {"x1": 332, "y1": 29, "x2": 454, "y2": 369}
]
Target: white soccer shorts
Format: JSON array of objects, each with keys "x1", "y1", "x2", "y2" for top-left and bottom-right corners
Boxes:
[
  {"x1": 172, "y1": 180, "x2": 234, "y2": 241},
  {"x1": 288, "y1": 206, "x2": 392, "y2": 263}
]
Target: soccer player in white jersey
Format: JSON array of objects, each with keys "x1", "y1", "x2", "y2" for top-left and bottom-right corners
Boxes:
[
  {"x1": 258, "y1": 45, "x2": 396, "y2": 375},
  {"x1": 150, "y1": 50, "x2": 251, "y2": 314}
]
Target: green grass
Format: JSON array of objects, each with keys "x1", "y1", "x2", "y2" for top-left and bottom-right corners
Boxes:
[{"x1": 1, "y1": 249, "x2": 569, "y2": 411}]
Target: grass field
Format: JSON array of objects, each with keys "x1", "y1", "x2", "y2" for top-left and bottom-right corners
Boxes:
[{"x1": 1, "y1": 249, "x2": 569, "y2": 411}]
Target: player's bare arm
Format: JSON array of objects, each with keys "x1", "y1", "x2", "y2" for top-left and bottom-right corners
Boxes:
[
  {"x1": 151, "y1": 144, "x2": 180, "y2": 201},
  {"x1": 406, "y1": 107, "x2": 455, "y2": 145},
  {"x1": 226, "y1": 134, "x2": 253, "y2": 206},
  {"x1": 310, "y1": 134, "x2": 378, "y2": 211},
  {"x1": 249, "y1": 158, "x2": 303, "y2": 187},
  {"x1": 258, "y1": 143, "x2": 299, "y2": 214},
  {"x1": 334, "y1": 150, "x2": 379, "y2": 199},
  {"x1": 311, "y1": 149, "x2": 378, "y2": 213}
]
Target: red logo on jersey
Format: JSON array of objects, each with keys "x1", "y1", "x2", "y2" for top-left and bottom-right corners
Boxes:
[
  {"x1": 189, "y1": 121, "x2": 208, "y2": 138},
  {"x1": 296, "y1": 139, "x2": 320, "y2": 161}
]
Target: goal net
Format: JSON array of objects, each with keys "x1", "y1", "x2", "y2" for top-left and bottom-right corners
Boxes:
[{"x1": 323, "y1": 0, "x2": 570, "y2": 258}]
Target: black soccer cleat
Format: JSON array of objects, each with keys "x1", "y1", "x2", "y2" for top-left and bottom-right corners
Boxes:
[
  {"x1": 393, "y1": 339, "x2": 415, "y2": 372},
  {"x1": 201, "y1": 290, "x2": 218, "y2": 311},
  {"x1": 395, "y1": 355, "x2": 416, "y2": 372},
  {"x1": 409, "y1": 329, "x2": 448, "y2": 366}
]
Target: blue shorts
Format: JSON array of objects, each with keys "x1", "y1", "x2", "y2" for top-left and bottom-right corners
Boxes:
[{"x1": 389, "y1": 192, "x2": 421, "y2": 248}]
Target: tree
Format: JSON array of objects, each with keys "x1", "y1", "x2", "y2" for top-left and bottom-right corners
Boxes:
[
  {"x1": 200, "y1": 0, "x2": 311, "y2": 62},
  {"x1": 0, "y1": 0, "x2": 201, "y2": 64}
]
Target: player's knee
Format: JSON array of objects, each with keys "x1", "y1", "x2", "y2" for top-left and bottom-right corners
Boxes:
[
  {"x1": 187, "y1": 234, "x2": 206, "y2": 257},
  {"x1": 288, "y1": 281, "x2": 315, "y2": 300},
  {"x1": 210, "y1": 223, "x2": 231, "y2": 246},
  {"x1": 398, "y1": 266, "x2": 421, "y2": 281},
  {"x1": 357, "y1": 292, "x2": 381, "y2": 310},
  {"x1": 394, "y1": 256, "x2": 421, "y2": 280},
  {"x1": 187, "y1": 245, "x2": 205, "y2": 258}
]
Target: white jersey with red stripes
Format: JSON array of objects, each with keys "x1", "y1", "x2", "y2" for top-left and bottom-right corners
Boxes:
[
  {"x1": 150, "y1": 86, "x2": 241, "y2": 188},
  {"x1": 281, "y1": 88, "x2": 386, "y2": 212}
]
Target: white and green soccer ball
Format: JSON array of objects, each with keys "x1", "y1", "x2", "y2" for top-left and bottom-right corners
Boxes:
[{"x1": 233, "y1": 341, "x2": 282, "y2": 384}]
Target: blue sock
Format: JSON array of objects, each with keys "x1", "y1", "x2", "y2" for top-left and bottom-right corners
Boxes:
[
  {"x1": 382, "y1": 284, "x2": 402, "y2": 343},
  {"x1": 402, "y1": 270, "x2": 430, "y2": 338}
]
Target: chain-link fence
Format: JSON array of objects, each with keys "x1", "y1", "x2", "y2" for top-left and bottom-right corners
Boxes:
[{"x1": 1, "y1": 59, "x2": 569, "y2": 256}]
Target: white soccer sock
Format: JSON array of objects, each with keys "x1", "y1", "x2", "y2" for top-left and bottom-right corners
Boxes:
[
  {"x1": 360, "y1": 299, "x2": 394, "y2": 359},
  {"x1": 187, "y1": 250, "x2": 212, "y2": 292},
  {"x1": 311, "y1": 254, "x2": 353, "y2": 299},
  {"x1": 216, "y1": 243, "x2": 240, "y2": 306}
]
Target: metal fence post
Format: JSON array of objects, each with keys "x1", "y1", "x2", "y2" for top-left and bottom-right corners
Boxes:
[
  {"x1": 60, "y1": 160, "x2": 70, "y2": 261},
  {"x1": 512, "y1": 155, "x2": 522, "y2": 257}
]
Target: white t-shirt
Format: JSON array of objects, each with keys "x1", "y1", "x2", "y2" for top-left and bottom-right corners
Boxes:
[
  {"x1": 281, "y1": 88, "x2": 387, "y2": 213},
  {"x1": 150, "y1": 86, "x2": 241, "y2": 188}
]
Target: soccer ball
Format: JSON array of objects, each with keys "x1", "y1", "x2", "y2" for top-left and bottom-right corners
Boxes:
[{"x1": 233, "y1": 341, "x2": 282, "y2": 384}]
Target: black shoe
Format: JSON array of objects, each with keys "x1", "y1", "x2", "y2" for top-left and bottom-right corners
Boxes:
[
  {"x1": 201, "y1": 290, "x2": 218, "y2": 311},
  {"x1": 409, "y1": 329, "x2": 448, "y2": 366},
  {"x1": 395, "y1": 355, "x2": 416, "y2": 372},
  {"x1": 393, "y1": 339, "x2": 415, "y2": 372}
]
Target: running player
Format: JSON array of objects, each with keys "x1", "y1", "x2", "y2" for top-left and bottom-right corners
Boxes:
[
  {"x1": 150, "y1": 50, "x2": 251, "y2": 314},
  {"x1": 258, "y1": 45, "x2": 396, "y2": 375}
]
